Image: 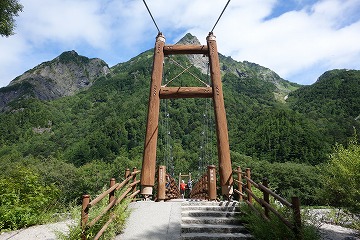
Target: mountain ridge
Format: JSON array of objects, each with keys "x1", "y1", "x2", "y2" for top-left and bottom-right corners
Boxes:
[
  {"x1": 1, "y1": 33, "x2": 299, "y2": 109},
  {"x1": 0, "y1": 50, "x2": 110, "y2": 111}
]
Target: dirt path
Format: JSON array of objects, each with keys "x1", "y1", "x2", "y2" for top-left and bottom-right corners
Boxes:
[
  {"x1": 0, "y1": 220, "x2": 74, "y2": 240},
  {"x1": 319, "y1": 223, "x2": 359, "y2": 240},
  {"x1": 0, "y1": 211, "x2": 358, "y2": 240}
]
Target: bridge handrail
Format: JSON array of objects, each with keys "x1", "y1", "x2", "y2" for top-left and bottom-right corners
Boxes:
[
  {"x1": 233, "y1": 167, "x2": 302, "y2": 239},
  {"x1": 81, "y1": 168, "x2": 140, "y2": 240}
]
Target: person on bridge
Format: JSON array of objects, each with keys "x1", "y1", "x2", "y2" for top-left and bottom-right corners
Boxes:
[{"x1": 180, "y1": 180, "x2": 187, "y2": 199}]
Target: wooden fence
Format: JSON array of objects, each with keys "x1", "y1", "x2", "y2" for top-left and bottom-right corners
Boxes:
[
  {"x1": 189, "y1": 165, "x2": 217, "y2": 200},
  {"x1": 233, "y1": 167, "x2": 302, "y2": 239},
  {"x1": 81, "y1": 168, "x2": 140, "y2": 240}
]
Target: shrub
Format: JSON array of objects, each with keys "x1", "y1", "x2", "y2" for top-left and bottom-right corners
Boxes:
[
  {"x1": 0, "y1": 166, "x2": 59, "y2": 230},
  {"x1": 239, "y1": 202, "x2": 320, "y2": 240},
  {"x1": 320, "y1": 136, "x2": 360, "y2": 213}
]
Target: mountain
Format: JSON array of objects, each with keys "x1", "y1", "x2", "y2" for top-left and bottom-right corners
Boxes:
[
  {"x1": 0, "y1": 33, "x2": 359, "y2": 170},
  {"x1": 0, "y1": 50, "x2": 110, "y2": 111},
  {"x1": 287, "y1": 69, "x2": 360, "y2": 143}
]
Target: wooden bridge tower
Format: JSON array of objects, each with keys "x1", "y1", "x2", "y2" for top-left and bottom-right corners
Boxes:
[{"x1": 140, "y1": 32, "x2": 233, "y2": 198}]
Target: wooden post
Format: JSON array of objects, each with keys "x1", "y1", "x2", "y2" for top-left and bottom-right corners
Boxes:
[
  {"x1": 141, "y1": 33, "x2": 165, "y2": 196},
  {"x1": 125, "y1": 168, "x2": 130, "y2": 179},
  {"x1": 207, "y1": 32, "x2": 233, "y2": 197},
  {"x1": 262, "y1": 178, "x2": 270, "y2": 218},
  {"x1": 208, "y1": 165, "x2": 217, "y2": 201},
  {"x1": 157, "y1": 165, "x2": 166, "y2": 201},
  {"x1": 81, "y1": 194, "x2": 90, "y2": 240},
  {"x1": 237, "y1": 166, "x2": 243, "y2": 201},
  {"x1": 109, "y1": 178, "x2": 116, "y2": 204},
  {"x1": 246, "y1": 168, "x2": 252, "y2": 203},
  {"x1": 132, "y1": 167, "x2": 138, "y2": 197},
  {"x1": 292, "y1": 196, "x2": 302, "y2": 239}
]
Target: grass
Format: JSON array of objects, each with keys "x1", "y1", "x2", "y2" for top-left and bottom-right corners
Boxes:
[
  {"x1": 56, "y1": 188, "x2": 131, "y2": 240},
  {"x1": 239, "y1": 201, "x2": 320, "y2": 240}
]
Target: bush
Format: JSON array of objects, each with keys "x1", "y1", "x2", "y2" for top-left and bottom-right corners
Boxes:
[
  {"x1": 231, "y1": 152, "x2": 323, "y2": 205},
  {"x1": 57, "y1": 188, "x2": 131, "y2": 240},
  {"x1": 320, "y1": 136, "x2": 360, "y2": 213},
  {"x1": 0, "y1": 166, "x2": 59, "y2": 230},
  {"x1": 239, "y1": 202, "x2": 320, "y2": 240}
]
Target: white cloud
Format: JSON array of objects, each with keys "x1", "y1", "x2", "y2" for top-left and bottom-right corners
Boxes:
[{"x1": 0, "y1": 0, "x2": 359, "y2": 87}]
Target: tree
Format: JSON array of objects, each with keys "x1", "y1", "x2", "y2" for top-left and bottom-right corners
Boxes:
[
  {"x1": 0, "y1": 0, "x2": 23, "y2": 37},
  {"x1": 321, "y1": 135, "x2": 360, "y2": 213}
]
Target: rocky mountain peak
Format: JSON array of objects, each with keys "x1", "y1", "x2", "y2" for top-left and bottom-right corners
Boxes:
[
  {"x1": 0, "y1": 51, "x2": 110, "y2": 111},
  {"x1": 176, "y1": 33, "x2": 201, "y2": 45}
]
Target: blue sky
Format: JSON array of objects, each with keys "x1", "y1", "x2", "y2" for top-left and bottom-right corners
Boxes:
[{"x1": 0, "y1": 0, "x2": 359, "y2": 87}]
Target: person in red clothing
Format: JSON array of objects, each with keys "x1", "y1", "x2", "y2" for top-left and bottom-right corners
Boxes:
[{"x1": 180, "y1": 180, "x2": 187, "y2": 199}]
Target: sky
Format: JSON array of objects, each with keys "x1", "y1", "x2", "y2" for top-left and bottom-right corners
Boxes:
[{"x1": 0, "y1": 0, "x2": 360, "y2": 88}]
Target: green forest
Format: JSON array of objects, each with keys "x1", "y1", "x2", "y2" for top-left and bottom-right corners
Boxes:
[{"x1": 1, "y1": 42, "x2": 360, "y2": 230}]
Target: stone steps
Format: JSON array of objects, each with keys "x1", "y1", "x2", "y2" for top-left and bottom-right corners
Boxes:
[{"x1": 180, "y1": 201, "x2": 252, "y2": 240}]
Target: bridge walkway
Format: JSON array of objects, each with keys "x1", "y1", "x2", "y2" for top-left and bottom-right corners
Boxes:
[{"x1": 116, "y1": 199, "x2": 183, "y2": 240}]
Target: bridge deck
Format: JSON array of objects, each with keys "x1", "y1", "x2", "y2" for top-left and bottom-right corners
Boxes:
[{"x1": 116, "y1": 200, "x2": 183, "y2": 240}]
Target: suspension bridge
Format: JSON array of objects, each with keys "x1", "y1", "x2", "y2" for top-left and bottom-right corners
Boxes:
[{"x1": 80, "y1": 1, "x2": 303, "y2": 239}]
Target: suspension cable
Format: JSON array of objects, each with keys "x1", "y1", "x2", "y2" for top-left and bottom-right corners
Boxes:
[
  {"x1": 142, "y1": 0, "x2": 161, "y2": 33},
  {"x1": 210, "y1": 0, "x2": 231, "y2": 33}
]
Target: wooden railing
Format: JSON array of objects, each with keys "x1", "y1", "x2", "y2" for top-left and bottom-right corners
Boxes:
[
  {"x1": 190, "y1": 165, "x2": 217, "y2": 200},
  {"x1": 233, "y1": 167, "x2": 302, "y2": 238},
  {"x1": 190, "y1": 172, "x2": 208, "y2": 199},
  {"x1": 81, "y1": 168, "x2": 140, "y2": 240}
]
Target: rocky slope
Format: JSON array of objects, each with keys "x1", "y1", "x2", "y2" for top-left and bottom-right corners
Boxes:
[
  {"x1": 177, "y1": 33, "x2": 300, "y2": 101},
  {"x1": 0, "y1": 50, "x2": 110, "y2": 111},
  {"x1": 0, "y1": 33, "x2": 298, "y2": 111}
]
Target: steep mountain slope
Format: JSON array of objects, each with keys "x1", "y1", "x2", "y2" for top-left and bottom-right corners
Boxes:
[
  {"x1": 0, "y1": 50, "x2": 110, "y2": 111},
  {"x1": 0, "y1": 33, "x2": 358, "y2": 171},
  {"x1": 287, "y1": 69, "x2": 360, "y2": 144}
]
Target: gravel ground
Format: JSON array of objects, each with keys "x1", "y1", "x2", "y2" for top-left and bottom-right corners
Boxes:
[
  {"x1": 0, "y1": 220, "x2": 74, "y2": 240},
  {"x1": 0, "y1": 208, "x2": 358, "y2": 240},
  {"x1": 319, "y1": 223, "x2": 359, "y2": 240}
]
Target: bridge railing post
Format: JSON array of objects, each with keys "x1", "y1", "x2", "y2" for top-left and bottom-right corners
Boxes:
[
  {"x1": 292, "y1": 196, "x2": 302, "y2": 239},
  {"x1": 81, "y1": 194, "x2": 90, "y2": 240},
  {"x1": 132, "y1": 167, "x2": 138, "y2": 201},
  {"x1": 109, "y1": 178, "x2": 116, "y2": 204},
  {"x1": 246, "y1": 168, "x2": 252, "y2": 204},
  {"x1": 237, "y1": 166, "x2": 243, "y2": 201},
  {"x1": 208, "y1": 165, "x2": 217, "y2": 201},
  {"x1": 157, "y1": 165, "x2": 166, "y2": 201},
  {"x1": 125, "y1": 168, "x2": 131, "y2": 179},
  {"x1": 262, "y1": 178, "x2": 270, "y2": 218}
]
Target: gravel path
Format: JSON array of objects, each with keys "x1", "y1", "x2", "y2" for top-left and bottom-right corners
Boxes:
[
  {"x1": 0, "y1": 220, "x2": 74, "y2": 240},
  {"x1": 319, "y1": 223, "x2": 359, "y2": 240},
  {"x1": 0, "y1": 207, "x2": 358, "y2": 240}
]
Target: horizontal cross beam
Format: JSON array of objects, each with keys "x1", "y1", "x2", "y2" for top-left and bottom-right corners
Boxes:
[
  {"x1": 163, "y1": 45, "x2": 208, "y2": 55},
  {"x1": 159, "y1": 87, "x2": 213, "y2": 99}
]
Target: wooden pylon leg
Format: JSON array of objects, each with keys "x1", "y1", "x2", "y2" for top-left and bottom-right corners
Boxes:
[
  {"x1": 207, "y1": 32, "x2": 233, "y2": 197},
  {"x1": 141, "y1": 33, "x2": 165, "y2": 196}
]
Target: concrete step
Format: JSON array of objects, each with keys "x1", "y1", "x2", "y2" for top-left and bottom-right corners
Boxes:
[
  {"x1": 181, "y1": 210, "x2": 240, "y2": 218},
  {"x1": 182, "y1": 216, "x2": 242, "y2": 225},
  {"x1": 181, "y1": 223, "x2": 248, "y2": 234},
  {"x1": 181, "y1": 205, "x2": 239, "y2": 212},
  {"x1": 182, "y1": 201, "x2": 238, "y2": 207},
  {"x1": 181, "y1": 232, "x2": 253, "y2": 240},
  {"x1": 180, "y1": 201, "x2": 253, "y2": 239}
]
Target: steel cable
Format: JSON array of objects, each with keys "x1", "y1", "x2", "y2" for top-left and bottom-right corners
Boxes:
[
  {"x1": 210, "y1": 0, "x2": 231, "y2": 33},
  {"x1": 142, "y1": 0, "x2": 161, "y2": 33}
]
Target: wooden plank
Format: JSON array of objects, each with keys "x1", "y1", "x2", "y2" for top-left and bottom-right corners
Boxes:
[
  {"x1": 163, "y1": 45, "x2": 208, "y2": 55},
  {"x1": 159, "y1": 87, "x2": 212, "y2": 99},
  {"x1": 258, "y1": 183, "x2": 292, "y2": 208}
]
